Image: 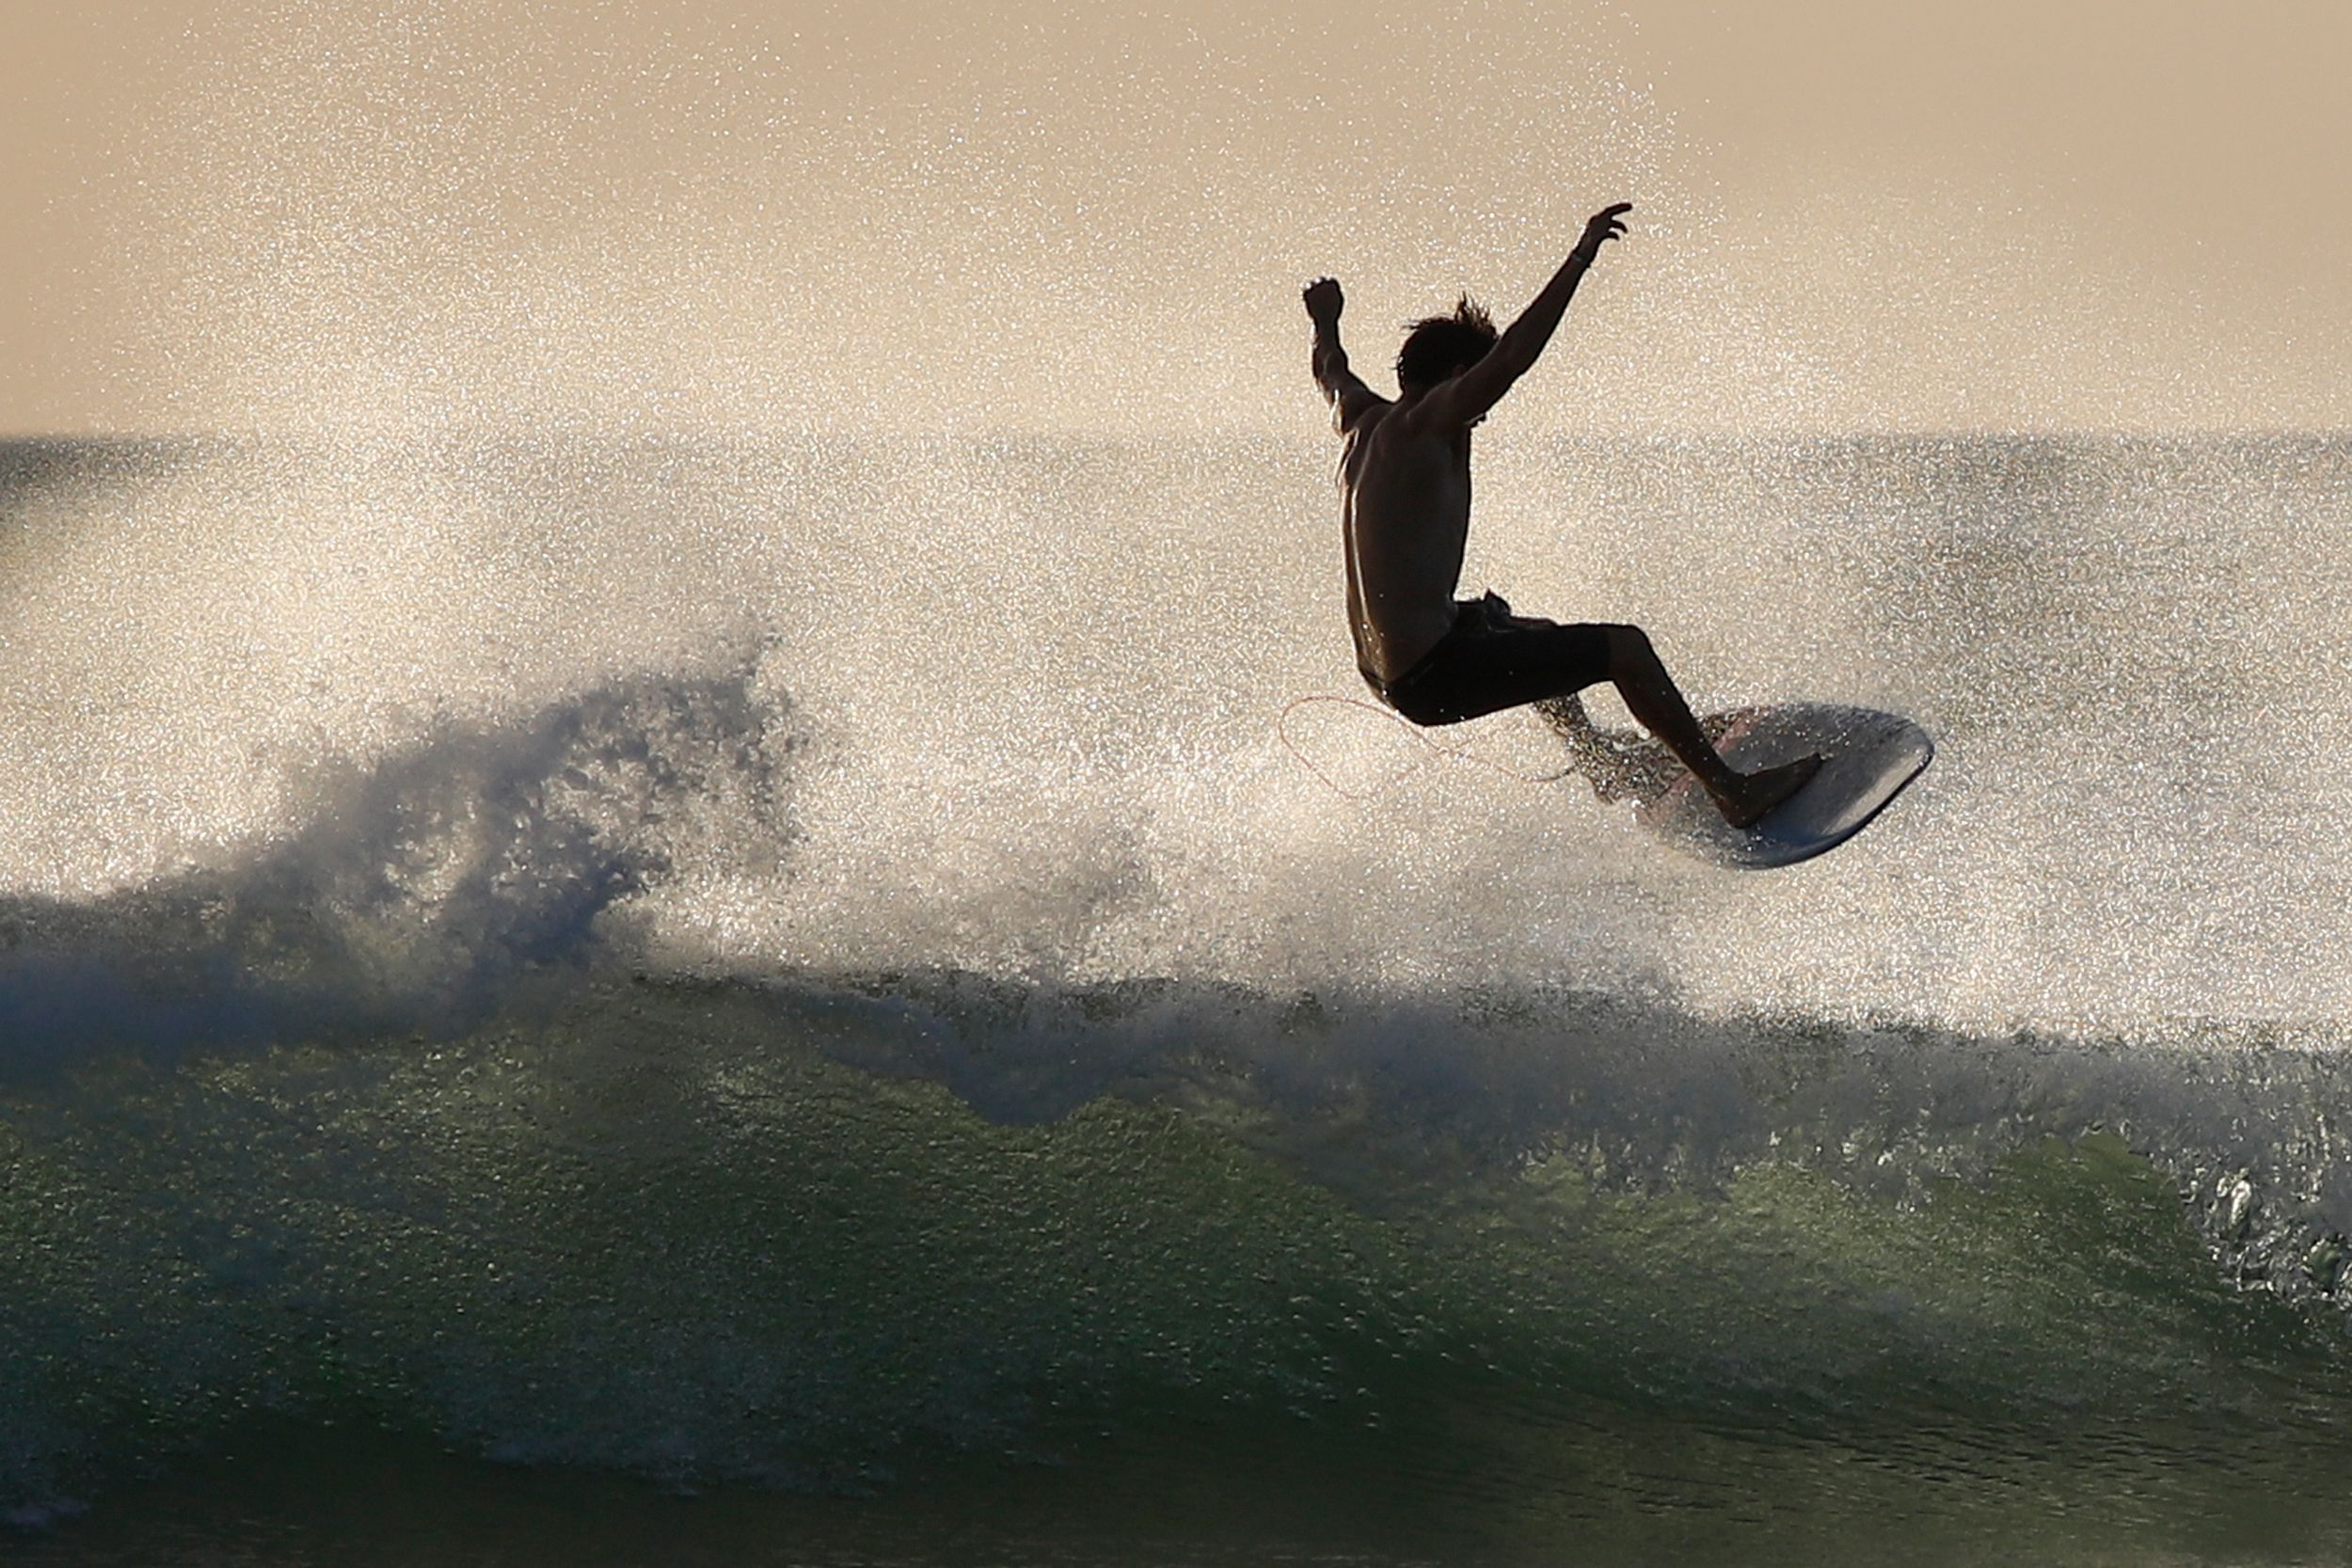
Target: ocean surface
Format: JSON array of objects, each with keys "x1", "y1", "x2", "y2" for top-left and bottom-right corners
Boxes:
[{"x1": 8, "y1": 430, "x2": 2352, "y2": 1565}]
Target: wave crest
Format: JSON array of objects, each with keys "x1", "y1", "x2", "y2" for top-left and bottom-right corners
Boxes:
[{"x1": 0, "y1": 657, "x2": 798, "y2": 1072}]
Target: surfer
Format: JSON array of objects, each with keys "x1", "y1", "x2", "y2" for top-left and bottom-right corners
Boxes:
[{"x1": 1304, "y1": 203, "x2": 1819, "y2": 829}]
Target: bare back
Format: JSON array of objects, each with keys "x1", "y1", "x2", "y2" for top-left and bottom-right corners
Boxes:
[{"x1": 1340, "y1": 401, "x2": 1476, "y2": 684}]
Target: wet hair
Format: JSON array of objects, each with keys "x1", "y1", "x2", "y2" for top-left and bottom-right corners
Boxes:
[{"x1": 1396, "y1": 295, "x2": 1498, "y2": 391}]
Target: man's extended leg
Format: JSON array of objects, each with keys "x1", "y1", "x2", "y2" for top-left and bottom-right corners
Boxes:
[
  {"x1": 1382, "y1": 610, "x2": 1817, "y2": 829},
  {"x1": 1590, "y1": 625, "x2": 1817, "y2": 829}
]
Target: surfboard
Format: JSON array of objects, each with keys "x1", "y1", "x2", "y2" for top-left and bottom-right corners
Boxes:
[{"x1": 1608, "y1": 703, "x2": 1932, "y2": 869}]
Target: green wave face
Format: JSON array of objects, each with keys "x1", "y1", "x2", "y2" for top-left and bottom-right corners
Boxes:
[{"x1": 10, "y1": 978, "x2": 2352, "y2": 1564}]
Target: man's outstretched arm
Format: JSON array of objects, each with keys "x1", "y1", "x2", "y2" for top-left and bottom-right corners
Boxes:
[
  {"x1": 1303, "y1": 277, "x2": 1383, "y2": 429},
  {"x1": 1412, "y1": 203, "x2": 1630, "y2": 430}
]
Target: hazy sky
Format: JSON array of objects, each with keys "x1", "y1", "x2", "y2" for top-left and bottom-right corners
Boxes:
[{"x1": 5, "y1": 0, "x2": 2346, "y2": 435}]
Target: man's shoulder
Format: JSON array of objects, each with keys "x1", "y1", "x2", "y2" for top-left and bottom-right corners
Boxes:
[
  {"x1": 1379, "y1": 388, "x2": 1472, "y2": 438},
  {"x1": 1338, "y1": 394, "x2": 1393, "y2": 438}
]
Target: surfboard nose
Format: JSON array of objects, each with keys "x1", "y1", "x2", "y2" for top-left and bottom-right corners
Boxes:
[{"x1": 1629, "y1": 704, "x2": 1933, "y2": 869}]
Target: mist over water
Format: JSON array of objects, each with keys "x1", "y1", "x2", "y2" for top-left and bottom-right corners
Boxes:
[{"x1": 9, "y1": 431, "x2": 2348, "y2": 1027}]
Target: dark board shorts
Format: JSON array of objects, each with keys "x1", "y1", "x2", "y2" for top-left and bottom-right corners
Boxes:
[{"x1": 1362, "y1": 593, "x2": 1613, "y2": 727}]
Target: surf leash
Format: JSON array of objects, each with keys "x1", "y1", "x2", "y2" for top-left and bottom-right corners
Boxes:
[{"x1": 1276, "y1": 693, "x2": 1578, "y2": 801}]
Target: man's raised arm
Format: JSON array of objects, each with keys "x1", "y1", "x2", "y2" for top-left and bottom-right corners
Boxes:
[
  {"x1": 1412, "y1": 203, "x2": 1631, "y2": 430},
  {"x1": 1303, "y1": 277, "x2": 1382, "y2": 429}
]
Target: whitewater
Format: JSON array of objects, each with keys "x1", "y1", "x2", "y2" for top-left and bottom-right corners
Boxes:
[{"x1": 9, "y1": 429, "x2": 2352, "y2": 1565}]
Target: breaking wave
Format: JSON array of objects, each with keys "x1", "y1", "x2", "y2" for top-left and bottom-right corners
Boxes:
[{"x1": 9, "y1": 433, "x2": 2352, "y2": 1550}]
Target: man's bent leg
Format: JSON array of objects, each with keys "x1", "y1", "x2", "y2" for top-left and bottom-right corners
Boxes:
[
  {"x1": 1379, "y1": 615, "x2": 1613, "y2": 726},
  {"x1": 1595, "y1": 625, "x2": 1818, "y2": 829},
  {"x1": 1381, "y1": 610, "x2": 1817, "y2": 828}
]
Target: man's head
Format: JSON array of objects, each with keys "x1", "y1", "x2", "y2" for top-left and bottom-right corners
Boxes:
[{"x1": 1396, "y1": 295, "x2": 1498, "y2": 394}]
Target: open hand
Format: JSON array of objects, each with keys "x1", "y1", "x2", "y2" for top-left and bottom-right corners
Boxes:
[
  {"x1": 1576, "y1": 202, "x2": 1632, "y2": 259},
  {"x1": 1302, "y1": 277, "x2": 1343, "y2": 324}
]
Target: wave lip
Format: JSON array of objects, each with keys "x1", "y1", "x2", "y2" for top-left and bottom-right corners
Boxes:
[{"x1": 0, "y1": 658, "x2": 798, "y2": 1076}]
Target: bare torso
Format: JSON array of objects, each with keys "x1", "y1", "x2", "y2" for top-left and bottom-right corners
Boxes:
[{"x1": 1341, "y1": 400, "x2": 1474, "y2": 683}]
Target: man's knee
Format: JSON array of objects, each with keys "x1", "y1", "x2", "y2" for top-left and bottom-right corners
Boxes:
[{"x1": 1597, "y1": 623, "x2": 1654, "y2": 670}]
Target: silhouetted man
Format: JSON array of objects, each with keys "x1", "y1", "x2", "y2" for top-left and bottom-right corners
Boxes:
[{"x1": 1304, "y1": 202, "x2": 1817, "y2": 828}]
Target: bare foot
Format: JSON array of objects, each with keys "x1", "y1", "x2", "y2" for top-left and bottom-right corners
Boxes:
[{"x1": 1712, "y1": 753, "x2": 1822, "y2": 830}]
